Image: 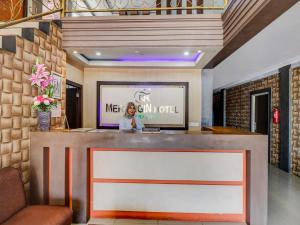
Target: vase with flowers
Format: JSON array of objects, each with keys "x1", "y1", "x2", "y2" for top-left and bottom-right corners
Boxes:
[{"x1": 29, "y1": 59, "x2": 57, "y2": 131}]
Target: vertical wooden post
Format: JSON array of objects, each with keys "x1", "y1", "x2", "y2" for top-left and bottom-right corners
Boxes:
[
  {"x1": 86, "y1": 148, "x2": 91, "y2": 220},
  {"x1": 65, "y1": 147, "x2": 73, "y2": 208},
  {"x1": 43, "y1": 147, "x2": 50, "y2": 204},
  {"x1": 167, "y1": 0, "x2": 172, "y2": 15},
  {"x1": 197, "y1": 0, "x2": 203, "y2": 14},
  {"x1": 61, "y1": 0, "x2": 66, "y2": 18},
  {"x1": 177, "y1": 0, "x2": 182, "y2": 15},
  {"x1": 156, "y1": 0, "x2": 161, "y2": 15},
  {"x1": 187, "y1": 0, "x2": 192, "y2": 14}
]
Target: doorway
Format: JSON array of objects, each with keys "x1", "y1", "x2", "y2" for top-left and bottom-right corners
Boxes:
[
  {"x1": 66, "y1": 80, "x2": 83, "y2": 129},
  {"x1": 213, "y1": 89, "x2": 225, "y2": 126},
  {"x1": 250, "y1": 88, "x2": 271, "y2": 162}
]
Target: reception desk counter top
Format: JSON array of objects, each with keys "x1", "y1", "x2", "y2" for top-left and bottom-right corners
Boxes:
[
  {"x1": 202, "y1": 126, "x2": 255, "y2": 134},
  {"x1": 30, "y1": 131, "x2": 268, "y2": 225},
  {"x1": 52, "y1": 126, "x2": 254, "y2": 135}
]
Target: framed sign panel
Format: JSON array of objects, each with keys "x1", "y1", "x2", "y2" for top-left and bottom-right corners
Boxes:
[{"x1": 97, "y1": 81, "x2": 189, "y2": 130}]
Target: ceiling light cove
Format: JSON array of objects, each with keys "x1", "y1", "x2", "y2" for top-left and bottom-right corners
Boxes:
[{"x1": 71, "y1": 49, "x2": 206, "y2": 68}]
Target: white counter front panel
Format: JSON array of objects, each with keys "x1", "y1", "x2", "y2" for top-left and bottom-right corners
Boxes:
[
  {"x1": 93, "y1": 183, "x2": 243, "y2": 214},
  {"x1": 93, "y1": 151, "x2": 243, "y2": 181}
]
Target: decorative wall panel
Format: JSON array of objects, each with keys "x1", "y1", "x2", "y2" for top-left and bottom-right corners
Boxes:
[
  {"x1": 292, "y1": 67, "x2": 300, "y2": 176},
  {"x1": 222, "y1": 68, "x2": 300, "y2": 176},
  {"x1": 224, "y1": 75, "x2": 280, "y2": 166},
  {"x1": 0, "y1": 23, "x2": 66, "y2": 196}
]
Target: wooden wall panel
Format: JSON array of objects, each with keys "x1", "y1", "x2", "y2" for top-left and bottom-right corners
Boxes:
[
  {"x1": 62, "y1": 15, "x2": 223, "y2": 49},
  {"x1": 222, "y1": 0, "x2": 270, "y2": 45}
]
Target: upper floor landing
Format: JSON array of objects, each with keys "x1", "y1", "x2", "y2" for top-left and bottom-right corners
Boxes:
[{"x1": 1, "y1": 0, "x2": 298, "y2": 68}]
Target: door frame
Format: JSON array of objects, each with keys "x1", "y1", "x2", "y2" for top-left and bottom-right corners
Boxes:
[
  {"x1": 66, "y1": 80, "x2": 83, "y2": 128},
  {"x1": 250, "y1": 88, "x2": 272, "y2": 163}
]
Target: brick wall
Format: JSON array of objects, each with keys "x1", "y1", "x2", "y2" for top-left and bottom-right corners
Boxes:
[
  {"x1": 225, "y1": 86, "x2": 241, "y2": 128},
  {"x1": 225, "y1": 74, "x2": 280, "y2": 165},
  {"x1": 0, "y1": 23, "x2": 66, "y2": 195},
  {"x1": 292, "y1": 67, "x2": 300, "y2": 176}
]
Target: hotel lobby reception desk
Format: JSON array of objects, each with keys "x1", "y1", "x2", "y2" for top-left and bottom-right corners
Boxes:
[{"x1": 30, "y1": 131, "x2": 268, "y2": 225}]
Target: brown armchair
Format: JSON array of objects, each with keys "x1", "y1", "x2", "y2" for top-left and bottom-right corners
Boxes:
[{"x1": 0, "y1": 168, "x2": 72, "y2": 225}]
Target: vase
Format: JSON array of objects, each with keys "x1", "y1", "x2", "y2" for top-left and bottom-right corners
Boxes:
[{"x1": 38, "y1": 111, "x2": 51, "y2": 131}]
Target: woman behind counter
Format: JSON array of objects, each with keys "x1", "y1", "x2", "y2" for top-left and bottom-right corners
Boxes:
[{"x1": 119, "y1": 102, "x2": 144, "y2": 130}]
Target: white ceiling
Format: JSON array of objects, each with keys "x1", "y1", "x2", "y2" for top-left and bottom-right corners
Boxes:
[{"x1": 213, "y1": 1, "x2": 300, "y2": 89}]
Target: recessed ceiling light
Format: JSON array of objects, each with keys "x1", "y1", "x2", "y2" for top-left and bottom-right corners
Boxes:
[
  {"x1": 96, "y1": 52, "x2": 101, "y2": 56},
  {"x1": 197, "y1": 50, "x2": 202, "y2": 53},
  {"x1": 73, "y1": 50, "x2": 78, "y2": 54},
  {"x1": 184, "y1": 51, "x2": 190, "y2": 56}
]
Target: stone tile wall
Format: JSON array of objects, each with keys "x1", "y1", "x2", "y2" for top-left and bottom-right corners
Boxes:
[
  {"x1": 225, "y1": 74, "x2": 280, "y2": 166},
  {"x1": 0, "y1": 23, "x2": 66, "y2": 195},
  {"x1": 292, "y1": 67, "x2": 300, "y2": 176}
]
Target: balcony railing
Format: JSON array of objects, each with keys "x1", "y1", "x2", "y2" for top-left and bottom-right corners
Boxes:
[
  {"x1": 64, "y1": 0, "x2": 228, "y2": 16},
  {"x1": 0, "y1": 0, "x2": 228, "y2": 29}
]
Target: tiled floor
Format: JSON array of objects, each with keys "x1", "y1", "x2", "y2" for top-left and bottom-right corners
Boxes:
[
  {"x1": 74, "y1": 165, "x2": 300, "y2": 225},
  {"x1": 268, "y1": 165, "x2": 300, "y2": 225}
]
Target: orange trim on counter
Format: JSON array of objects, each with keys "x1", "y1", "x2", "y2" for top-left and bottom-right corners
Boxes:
[
  {"x1": 92, "y1": 178, "x2": 243, "y2": 186},
  {"x1": 43, "y1": 147, "x2": 50, "y2": 204},
  {"x1": 65, "y1": 147, "x2": 73, "y2": 209},
  {"x1": 91, "y1": 210, "x2": 245, "y2": 222},
  {"x1": 90, "y1": 148, "x2": 245, "y2": 153}
]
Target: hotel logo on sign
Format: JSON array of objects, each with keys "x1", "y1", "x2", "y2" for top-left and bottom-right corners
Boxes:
[
  {"x1": 105, "y1": 88, "x2": 179, "y2": 114},
  {"x1": 134, "y1": 89, "x2": 151, "y2": 103}
]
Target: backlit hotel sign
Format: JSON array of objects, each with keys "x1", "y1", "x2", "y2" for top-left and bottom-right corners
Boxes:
[{"x1": 97, "y1": 82, "x2": 188, "y2": 129}]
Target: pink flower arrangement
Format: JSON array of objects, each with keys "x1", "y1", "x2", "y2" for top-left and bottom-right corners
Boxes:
[
  {"x1": 29, "y1": 62, "x2": 55, "y2": 90},
  {"x1": 33, "y1": 95, "x2": 55, "y2": 106},
  {"x1": 29, "y1": 59, "x2": 57, "y2": 112},
  {"x1": 32, "y1": 95, "x2": 56, "y2": 112}
]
